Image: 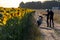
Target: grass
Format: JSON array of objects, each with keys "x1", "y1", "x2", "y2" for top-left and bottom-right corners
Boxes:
[
  {"x1": 53, "y1": 10, "x2": 60, "y2": 39},
  {"x1": 54, "y1": 13, "x2": 60, "y2": 24}
]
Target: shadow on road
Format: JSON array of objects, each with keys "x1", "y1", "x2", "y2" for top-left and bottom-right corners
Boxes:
[{"x1": 40, "y1": 27, "x2": 52, "y2": 30}]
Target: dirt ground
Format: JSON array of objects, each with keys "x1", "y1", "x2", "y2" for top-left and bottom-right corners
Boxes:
[{"x1": 34, "y1": 10, "x2": 60, "y2": 40}]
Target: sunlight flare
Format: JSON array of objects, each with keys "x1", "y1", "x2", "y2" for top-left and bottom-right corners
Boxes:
[{"x1": 0, "y1": 0, "x2": 46, "y2": 8}]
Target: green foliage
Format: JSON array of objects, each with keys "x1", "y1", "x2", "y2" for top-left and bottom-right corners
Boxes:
[
  {"x1": 0, "y1": 14, "x2": 3, "y2": 18},
  {"x1": 0, "y1": 11, "x2": 41, "y2": 40}
]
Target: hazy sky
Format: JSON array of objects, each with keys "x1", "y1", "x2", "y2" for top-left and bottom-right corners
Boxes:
[{"x1": 0, "y1": 0, "x2": 56, "y2": 8}]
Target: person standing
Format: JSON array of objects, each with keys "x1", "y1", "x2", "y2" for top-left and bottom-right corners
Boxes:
[
  {"x1": 46, "y1": 9, "x2": 50, "y2": 27},
  {"x1": 49, "y1": 10, "x2": 54, "y2": 27},
  {"x1": 46, "y1": 9, "x2": 54, "y2": 27}
]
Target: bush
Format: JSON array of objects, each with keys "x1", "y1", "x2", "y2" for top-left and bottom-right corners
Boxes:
[{"x1": 0, "y1": 11, "x2": 42, "y2": 40}]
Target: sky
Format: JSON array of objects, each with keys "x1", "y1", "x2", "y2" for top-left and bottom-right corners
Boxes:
[{"x1": 0, "y1": 0, "x2": 57, "y2": 8}]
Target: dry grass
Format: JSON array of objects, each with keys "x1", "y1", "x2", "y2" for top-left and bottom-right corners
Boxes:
[
  {"x1": 34, "y1": 9, "x2": 60, "y2": 24},
  {"x1": 54, "y1": 13, "x2": 60, "y2": 24},
  {"x1": 53, "y1": 10, "x2": 60, "y2": 24}
]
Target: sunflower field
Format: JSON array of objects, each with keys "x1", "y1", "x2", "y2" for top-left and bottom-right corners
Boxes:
[
  {"x1": 0, "y1": 7, "x2": 42, "y2": 40},
  {"x1": 0, "y1": 7, "x2": 34, "y2": 25}
]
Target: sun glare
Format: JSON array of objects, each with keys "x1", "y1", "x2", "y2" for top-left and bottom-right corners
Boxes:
[
  {"x1": 0, "y1": 0, "x2": 46, "y2": 8},
  {"x1": 39, "y1": 0, "x2": 46, "y2": 3}
]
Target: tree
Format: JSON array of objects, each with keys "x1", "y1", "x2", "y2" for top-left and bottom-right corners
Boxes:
[{"x1": 20, "y1": 2, "x2": 25, "y2": 8}]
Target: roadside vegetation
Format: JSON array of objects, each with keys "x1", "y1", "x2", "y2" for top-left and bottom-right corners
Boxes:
[{"x1": 0, "y1": 7, "x2": 42, "y2": 40}]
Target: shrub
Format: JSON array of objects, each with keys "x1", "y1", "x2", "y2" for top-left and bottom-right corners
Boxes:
[{"x1": 0, "y1": 11, "x2": 42, "y2": 40}]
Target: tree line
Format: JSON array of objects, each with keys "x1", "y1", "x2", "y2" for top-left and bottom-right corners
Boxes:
[{"x1": 19, "y1": 1, "x2": 60, "y2": 9}]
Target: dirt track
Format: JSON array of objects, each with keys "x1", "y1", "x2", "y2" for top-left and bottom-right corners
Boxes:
[{"x1": 34, "y1": 10, "x2": 60, "y2": 40}]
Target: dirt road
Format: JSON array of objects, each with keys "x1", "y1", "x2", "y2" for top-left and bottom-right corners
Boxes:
[{"x1": 34, "y1": 10, "x2": 60, "y2": 40}]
